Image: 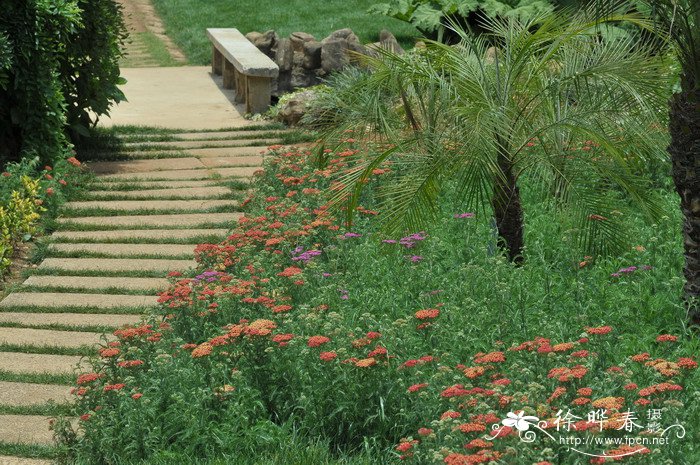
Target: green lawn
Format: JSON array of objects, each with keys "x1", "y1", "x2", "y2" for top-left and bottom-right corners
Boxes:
[{"x1": 151, "y1": 0, "x2": 420, "y2": 65}]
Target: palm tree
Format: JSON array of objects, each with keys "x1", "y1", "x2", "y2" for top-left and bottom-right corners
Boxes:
[
  {"x1": 312, "y1": 8, "x2": 669, "y2": 264},
  {"x1": 652, "y1": 0, "x2": 700, "y2": 325}
]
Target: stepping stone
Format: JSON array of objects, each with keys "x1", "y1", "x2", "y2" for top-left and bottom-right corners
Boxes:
[
  {"x1": 199, "y1": 157, "x2": 265, "y2": 168},
  {"x1": 123, "y1": 139, "x2": 282, "y2": 149},
  {"x1": 0, "y1": 455, "x2": 52, "y2": 464},
  {"x1": 48, "y1": 243, "x2": 194, "y2": 258},
  {"x1": 0, "y1": 415, "x2": 55, "y2": 444},
  {"x1": 0, "y1": 312, "x2": 141, "y2": 328},
  {"x1": 98, "y1": 167, "x2": 257, "y2": 181},
  {"x1": 0, "y1": 381, "x2": 71, "y2": 406},
  {"x1": 88, "y1": 186, "x2": 232, "y2": 199},
  {"x1": 170, "y1": 130, "x2": 285, "y2": 140},
  {"x1": 0, "y1": 292, "x2": 158, "y2": 309},
  {"x1": 24, "y1": 275, "x2": 170, "y2": 292},
  {"x1": 0, "y1": 352, "x2": 86, "y2": 375},
  {"x1": 51, "y1": 228, "x2": 229, "y2": 242},
  {"x1": 38, "y1": 258, "x2": 195, "y2": 273},
  {"x1": 63, "y1": 199, "x2": 238, "y2": 212},
  {"x1": 0, "y1": 327, "x2": 102, "y2": 348},
  {"x1": 57, "y1": 212, "x2": 239, "y2": 228},
  {"x1": 88, "y1": 157, "x2": 204, "y2": 175}
]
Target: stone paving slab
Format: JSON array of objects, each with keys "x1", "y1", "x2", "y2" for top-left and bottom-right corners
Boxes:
[
  {"x1": 49, "y1": 243, "x2": 195, "y2": 258},
  {"x1": 123, "y1": 138, "x2": 282, "y2": 149},
  {"x1": 24, "y1": 275, "x2": 170, "y2": 292},
  {"x1": 0, "y1": 328, "x2": 103, "y2": 348},
  {"x1": 0, "y1": 416, "x2": 55, "y2": 445},
  {"x1": 88, "y1": 157, "x2": 204, "y2": 175},
  {"x1": 88, "y1": 186, "x2": 232, "y2": 199},
  {"x1": 100, "y1": 67, "x2": 254, "y2": 130},
  {"x1": 199, "y1": 156, "x2": 266, "y2": 168},
  {"x1": 97, "y1": 167, "x2": 257, "y2": 181},
  {"x1": 64, "y1": 199, "x2": 238, "y2": 212},
  {"x1": 0, "y1": 352, "x2": 86, "y2": 375},
  {"x1": 0, "y1": 312, "x2": 141, "y2": 328},
  {"x1": 171, "y1": 130, "x2": 284, "y2": 140},
  {"x1": 57, "y1": 212, "x2": 239, "y2": 228},
  {"x1": 0, "y1": 292, "x2": 158, "y2": 309},
  {"x1": 0, "y1": 381, "x2": 72, "y2": 406},
  {"x1": 0, "y1": 455, "x2": 52, "y2": 464},
  {"x1": 38, "y1": 258, "x2": 195, "y2": 272},
  {"x1": 51, "y1": 228, "x2": 229, "y2": 242}
]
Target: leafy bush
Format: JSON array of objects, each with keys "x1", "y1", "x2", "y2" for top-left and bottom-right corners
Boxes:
[
  {"x1": 368, "y1": 0, "x2": 554, "y2": 40},
  {"x1": 57, "y1": 142, "x2": 698, "y2": 463},
  {"x1": 59, "y1": 0, "x2": 127, "y2": 138},
  {"x1": 0, "y1": 156, "x2": 84, "y2": 279},
  {"x1": 0, "y1": 0, "x2": 126, "y2": 164}
]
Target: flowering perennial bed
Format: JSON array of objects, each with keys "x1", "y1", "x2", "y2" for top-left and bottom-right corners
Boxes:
[{"x1": 59, "y1": 144, "x2": 699, "y2": 464}]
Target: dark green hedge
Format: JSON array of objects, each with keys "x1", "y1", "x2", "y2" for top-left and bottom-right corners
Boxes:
[{"x1": 0, "y1": 0, "x2": 127, "y2": 165}]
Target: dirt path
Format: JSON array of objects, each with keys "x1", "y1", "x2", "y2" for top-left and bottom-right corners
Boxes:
[{"x1": 117, "y1": 0, "x2": 187, "y2": 67}]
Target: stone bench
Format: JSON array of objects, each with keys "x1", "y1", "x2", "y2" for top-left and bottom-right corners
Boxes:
[{"x1": 206, "y1": 28, "x2": 279, "y2": 114}]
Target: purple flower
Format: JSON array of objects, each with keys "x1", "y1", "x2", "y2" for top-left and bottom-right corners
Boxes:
[
  {"x1": 453, "y1": 213, "x2": 475, "y2": 219},
  {"x1": 343, "y1": 232, "x2": 362, "y2": 238},
  {"x1": 408, "y1": 255, "x2": 423, "y2": 263},
  {"x1": 382, "y1": 239, "x2": 397, "y2": 244},
  {"x1": 292, "y1": 249, "x2": 322, "y2": 263},
  {"x1": 322, "y1": 272, "x2": 332, "y2": 277}
]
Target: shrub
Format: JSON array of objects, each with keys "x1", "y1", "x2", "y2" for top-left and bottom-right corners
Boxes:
[
  {"x1": 58, "y1": 143, "x2": 698, "y2": 463},
  {"x1": 0, "y1": 0, "x2": 127, "y2": 164}
]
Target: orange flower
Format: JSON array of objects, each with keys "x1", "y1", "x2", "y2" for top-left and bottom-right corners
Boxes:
[
  {"x1": 307, "y1": 335, "x2": 330, "y2": 347},
  {"x1": 319, "y1": 351, "x2": 337, "y2": 362},
  {"x1": 192, "y1": 343, "x2": 213, "y2": 358},
  {"x1": 414, "y1": 308, "x2": 440, "y2": 320},
  {"x1": 457, "y1": 422, "x2": 486, "y2": 433},
  {"x1": 77, "y1": 373, "x2": 103, "y2": 385},
  {"x1": 355, "y1": 357, "x2": 377, "y2": 368},
  {"x1": 99, "y1": 348, "x2": 120, "y2": 358},
  {"x1": 463, "y1": 366, "x2": 486, "y2": 379},
  {"x1": 656, "y1": 334, "x2": 678, "y2": 343},
  {"x1": 585, "y1": 325, "x2": 612, "y2": 335},
  {"x1": 408, "y1": 383, "x2": 428, "y2": 393},
  {"x1": 474, "y1": 351, "x2": 505, "y2": 364},
  {"x1": 591, "y1": 396, "x2": 624, "y2": 410}
]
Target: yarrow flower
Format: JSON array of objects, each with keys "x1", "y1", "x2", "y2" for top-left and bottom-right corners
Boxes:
[
  {"x1": 408, "y1": 383, "x2": 428, "y2": 393},
  {"x1": 319, "y1": 351, "x2": 338, "y2": 362},
  {"x1": 585, "y1": 325, "x2": 613, "y2": 335},
  {"x1": 453, "y1": 213, "x2": 475, "y2": 219},
  {"x1": 414, "y1": 308, "x2": 440, "y2": 320},
  {"x1": 307, "y1": 335, "x2": 330, "y2": 347}
]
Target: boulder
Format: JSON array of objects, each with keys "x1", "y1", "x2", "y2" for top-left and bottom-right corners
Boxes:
[
  {"x1": 290, "y1": 32, "x2": 316, "y2": 53},
  {"x1": 302, "y1": 40, "x2": 322, "y2": 69},
  {"x1": 245, "y1": 30, "x2": 278, "y2": 58},
  {"x1": 277, "y1": 90, "x2": 318, "y2": 126},
  {"x1": 275, "y1": 38, "x2": 294, "y2": 72},
  {"x1": 321, "y1": 38, "x2": 350, "y2": 73},
  {"x1": 379, "y1": 29, "x2": 404, "y2": 55}
]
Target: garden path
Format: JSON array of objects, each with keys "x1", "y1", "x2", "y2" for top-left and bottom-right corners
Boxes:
[
  {"x1": 0, "y1": 125, "x2": 288, "y2": 462},
  {"x1": 0, "y1": 8, "x2": 297, "y2": 458}
]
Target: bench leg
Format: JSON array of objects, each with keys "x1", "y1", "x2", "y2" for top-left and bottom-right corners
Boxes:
[
  {"x1": 234, "y1": 69, "x2": 246, "y2": 104},
  {"x1": 212, "y1": 46, "x2": 223, "y2": 75},
  {"x1": 246, "y1": 76, "x2": 272, "y2": 114},
  {"x1": 222, "y1": 60, "x2": 235, "y2": 89}
]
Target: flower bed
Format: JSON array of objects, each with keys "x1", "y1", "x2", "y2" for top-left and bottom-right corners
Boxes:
[
  {"x1": 0, "y1": 156, "x2": 82, "y2": 279},
  {"x1": 58, "y1": 143, "x2": 699, "y2": 464}
]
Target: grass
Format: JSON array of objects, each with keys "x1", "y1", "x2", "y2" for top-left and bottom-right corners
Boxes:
[
  {"x1": 0, "y1": 442, "x2": 60, "y2": 460},
  {"x1": 0, "y1": 303, "x2": 151, "y2": 314},
  {"x1": 151, "y1": 0, "x2": 420, "y2": 65},
  {"x1": 0, "y1": 322, "x2": 130, "y2": 334},
  {"x1": 0, "y1": 344, "x2": 95, "y2": 357},
  {"x1": 120, "y1": 31, "x2": 184, "y2": 68},
  {"x1": 0, "y1": 371, "x2": 75, "y2": 386}
]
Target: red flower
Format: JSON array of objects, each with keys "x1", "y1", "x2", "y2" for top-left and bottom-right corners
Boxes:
[
  {"x1": 77, "y1": 373, "x2": 103, "y2": 385},
  {"x1": 366, "y1": 331, "x2": 381, "y2": 340},
  {"x1": 277, "y1": 266, "x2": 302, "y2": 277},
  {"x1": 656, "y1": 334, "x2": 678, "y2": 343},
  {"x1": 104, "y1": 383, "x2": 126, "y2": 392},
  {"x1": 585, "y1": 325, "x2": 613, "y2": 335},
  {"x1": 132, "y1": 393, "x2": 143, "y2": 400},
  {"x1": 414, "y1": 308, "x2": 440, "y2": 320},
  {"x1": 417, "y1": 427, "x2": 433, "y2": 436},
  {"x1": 319, "y1": 351, "x2": 338, "y2": 362},
  {"x1": 408, "y1": 383, "x2": 428, "y2": 393},
  {"x1": 99, "y1": 348, "x2": 120, "y2": 358},
  {"x1": 307, "y1": 335, "x2": 330, "y2": 347}
]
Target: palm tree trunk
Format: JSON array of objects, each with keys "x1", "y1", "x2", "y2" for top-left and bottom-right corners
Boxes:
[
  {"x1": 492, "y1": 149, "x2": 525, "y2": 264},
  {"x1": 669, "y1": 70, "x2": 700, "y2": 326}
]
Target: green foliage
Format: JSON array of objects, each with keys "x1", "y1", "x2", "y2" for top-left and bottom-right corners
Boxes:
[
  {"x1": 0, "y1": 0, "x2": 127, "y2": 164},
  {"x1": 368, "y1": 0, "x2": 554, "y2": 39},
  {"x1": 59, "y1": 0, "x2": 128, "y2": 137},
  {"x1": 56, "y1": 143, "x2": 698, "y2": 464},
  {"x1": 309, "y1": 9, "x2": 671, "y2": 257}
]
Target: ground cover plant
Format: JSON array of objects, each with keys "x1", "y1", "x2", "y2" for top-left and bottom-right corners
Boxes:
[
  {"x1": 150, "y1": 0, "x2": 420, "y2": 65},
  {"x1": 0, "y1": 156, "x2": 84, "y2": 280},
  {"x1": 58, "y1": 138, "x2": 699, "y2": 464}
]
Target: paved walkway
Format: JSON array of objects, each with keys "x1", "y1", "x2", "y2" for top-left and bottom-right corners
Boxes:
[{"x1": 101, "y1": 67, "x2": 256, "y2": 130}]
